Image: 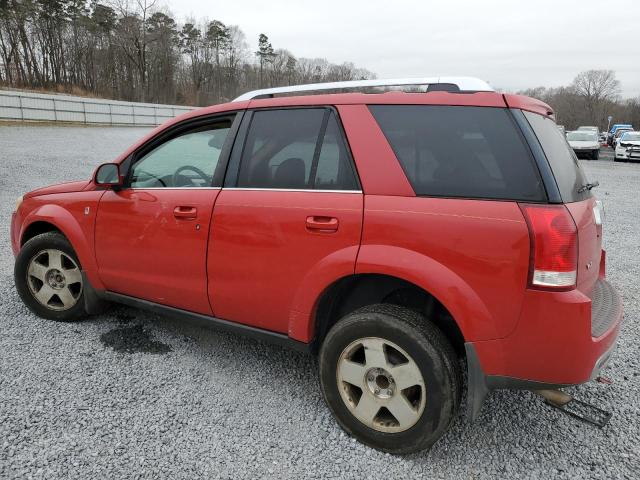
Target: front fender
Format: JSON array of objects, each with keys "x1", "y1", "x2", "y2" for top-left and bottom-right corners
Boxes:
[
  {"x1": 355, "y1": 245, "x2": 496, "y2": 341},
  {"x1": 20, "y1": 195, "x2": 104, "y2": 290}
]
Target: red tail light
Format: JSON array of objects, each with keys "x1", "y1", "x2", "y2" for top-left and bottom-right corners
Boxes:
[{"x1": 520, "y1": 204, "x2": 578, "y2": 290}]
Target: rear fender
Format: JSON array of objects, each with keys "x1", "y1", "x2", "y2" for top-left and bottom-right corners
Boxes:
[
  {"x1": 288, "y1": 246, "x2": 360, "y2": 342},
  {"x1": 355, "y1": 245, "x2": 496, "y2": 341}
]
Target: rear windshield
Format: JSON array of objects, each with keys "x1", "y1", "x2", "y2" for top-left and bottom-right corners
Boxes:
[
  {"x1": 523, "y1": 111, "x2": 591, "y2": 203},
  {"x1": 368, "y1": 105, "x2": 546, "y2": 201}
]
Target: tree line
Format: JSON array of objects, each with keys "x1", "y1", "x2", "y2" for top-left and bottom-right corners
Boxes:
[
  {"x1": 0, "y1": 0, "x2": 374, "y2": 105},
  {"x1": 1, "y1": 2, "x2": 638, "y2": 128},
  {"x1": 519, "y1": 70, "x2": 640, "y2": 131}
]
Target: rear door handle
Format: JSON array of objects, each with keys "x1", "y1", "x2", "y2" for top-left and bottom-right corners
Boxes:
[
  {"x1": 306, "y1": 216, "x2": 339, "y2": 233},
  {"x1": 173, "y1": 206, "x2": 197, "y2": 220}
]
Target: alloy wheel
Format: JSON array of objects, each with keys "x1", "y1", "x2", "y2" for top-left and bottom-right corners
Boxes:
[
  {"x1": 26, "y1": 249, "x2": 83, "y2": 311},
  {"x1": 336, "y1": 337, "x2": 426, "y2": 433}
]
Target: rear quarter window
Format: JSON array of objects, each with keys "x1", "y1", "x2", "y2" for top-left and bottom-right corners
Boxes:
[
  {"x1": 523, "y1": 111, "x2": 592, "y2": 203},
  {"x1": 369, "y1": 105, "x2": 546, "y2": 201}
]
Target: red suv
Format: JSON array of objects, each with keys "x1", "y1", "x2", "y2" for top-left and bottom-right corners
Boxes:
[{"x1": 11, "y1": 78, "x2": 623, "y2": 454}]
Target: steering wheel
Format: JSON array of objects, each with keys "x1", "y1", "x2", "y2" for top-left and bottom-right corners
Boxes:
[
  {"x1": 133, "y1": 169, "x2": 167, "y2": 187},
  {"x1": 172, "y1": 165, "x2": 211, "y2": 187}
]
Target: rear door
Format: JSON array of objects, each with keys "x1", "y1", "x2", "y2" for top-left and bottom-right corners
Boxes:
[
  {"x1": 523, "y1": 111, "x2": 602, "y2": 297},
  {"x1": 207, "y1": 107, "x2": 363, "y2": 333}
]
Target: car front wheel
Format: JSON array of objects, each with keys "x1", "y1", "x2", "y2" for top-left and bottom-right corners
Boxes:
[
  {"x1": 319, "y1": 304, "x2": 461, "y2": 454},
  {"x1": 14, "y1": 232, "x2": 87, "y2": 321}
]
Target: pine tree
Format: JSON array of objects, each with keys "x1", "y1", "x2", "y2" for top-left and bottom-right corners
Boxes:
[{"x1": 255, "y1": 33, "x2": 274, "y2": 85}]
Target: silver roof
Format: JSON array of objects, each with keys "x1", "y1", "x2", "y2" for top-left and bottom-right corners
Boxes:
[{"x1": 233, "y1": 76, "x2": 494, "y2": 101}]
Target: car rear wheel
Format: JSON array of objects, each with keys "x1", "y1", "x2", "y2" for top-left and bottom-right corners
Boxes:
[
  {"x1": 15, "y1": 232, "x2": 87, "y2": 321},
  {"x1": 319, "y1": 304, "x2": 461, "y2": 454}
]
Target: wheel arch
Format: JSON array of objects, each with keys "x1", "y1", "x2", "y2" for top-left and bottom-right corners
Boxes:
[
  {"x1": 20, "y1": 221, "x2": 62, "y2": 246},
  {"x1": 309, "y1": 273, "x2": 466, "y2": 357},
  {"x1": 20, "y1": 205, "x2": 104, "y2": 290},
  {"x1": 305, "y1": 245, "x2": 498, "y2": 354}
]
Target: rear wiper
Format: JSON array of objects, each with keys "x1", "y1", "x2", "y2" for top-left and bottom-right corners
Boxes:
[{"x1": 578, "y1": 181, "x2": 599, "y2": 193}]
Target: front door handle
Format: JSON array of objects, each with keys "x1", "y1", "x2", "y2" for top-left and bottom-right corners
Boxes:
[
  {"x1": 173, "y1": 206, "x2": 197, "y2": 220},
  {"x1": 306, "y1": 216, "x2": 339, "y2": 233}
]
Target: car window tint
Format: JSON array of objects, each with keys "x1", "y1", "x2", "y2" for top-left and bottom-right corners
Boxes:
[
  {"x1": 315, "y1": 113, "x2": 359, "y2": 190},
  {"x1": 130, "y1": 120, "x2": 232, "y2": 188},
  {"x1": 524, "y1": 111, "x2": 591, "y2": 202},
  {"x1": 369, "y1": 105, "x2": 545, "y2": 201},
  {"x1": 237, "y1": 109, "x2": 359, "y2": 190}
]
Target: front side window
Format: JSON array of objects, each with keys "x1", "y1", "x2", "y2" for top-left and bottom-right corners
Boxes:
[
  {"x1": 237, "y1": 109, "x2": 358, "y2": 190},
  {"x1": 369, "y1": 105, "x2": 546, "y2": 201},
  {"x1": 130, "y1": 119, "x2": 232, "y2": 188}
]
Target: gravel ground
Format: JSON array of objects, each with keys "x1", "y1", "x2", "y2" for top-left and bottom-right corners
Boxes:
[{"x1": 0, "y1": 125, "x2": 638, "y2": 479}]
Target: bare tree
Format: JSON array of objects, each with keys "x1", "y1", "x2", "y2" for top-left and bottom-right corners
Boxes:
[
  {"x1": 0, "y1": 2, "x2": 375, "y2": 105},
  {"x1": 107, "y1": 0, "x2": 157, "y2": 101},
  {"x1": 571, "y1": 69, "x2": 620, "y2": 126}
]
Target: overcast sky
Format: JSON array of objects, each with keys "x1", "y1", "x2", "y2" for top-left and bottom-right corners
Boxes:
[{"x1": 163, "y1": 0, "x2": 640, "y2": 98}]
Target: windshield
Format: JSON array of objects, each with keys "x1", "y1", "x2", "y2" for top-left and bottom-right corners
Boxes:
[
  {"x1": 620, "y1": 132, "x2": 640, "y2": 141},
  {"x1": 567, "y1": 131, "x2": 597, "y2": 141}
]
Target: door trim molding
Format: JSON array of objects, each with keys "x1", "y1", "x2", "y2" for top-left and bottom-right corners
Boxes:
[
  {"x1": 222, "y1": 188, "x2": 362, "y2": 194},
  {"x1": 99, "y1": 291, "x2": 311, "y2": 353}
]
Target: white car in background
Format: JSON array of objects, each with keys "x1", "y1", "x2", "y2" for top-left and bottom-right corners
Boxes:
[
  {"x1": 612, "y1": 128, "x2": 634, "y2": 149},
  {"x1": 566, "y1": 130, "x2": 600, "y2": 159},
  {"x1": 614, "y1": 131, "x2": 640, "y2": 162}
]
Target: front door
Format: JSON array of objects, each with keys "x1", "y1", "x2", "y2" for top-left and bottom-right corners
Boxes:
[
  {"x1": 95, "y1": 115, "x2": 237, "y2": 315},
  {"x1": 208, "y1": 108, "x2": 363, "y2": 333}
]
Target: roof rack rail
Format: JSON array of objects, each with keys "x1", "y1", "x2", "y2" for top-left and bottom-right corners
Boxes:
[{"x1": 233, "y1": 76, "x2": 494, "y2": 101}]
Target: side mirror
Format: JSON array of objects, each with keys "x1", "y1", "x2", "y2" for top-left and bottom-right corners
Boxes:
[{"x1": 94, "y1": 163, "x2": 122, "y2": 187}]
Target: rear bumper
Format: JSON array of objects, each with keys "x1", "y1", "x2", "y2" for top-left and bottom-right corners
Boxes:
[
  {"x1": 472, "y1": 277, "x2": 622, "y2": 384},
  {"x1": 466, "y1": 277, "x2": 623, "y2": 420},
  {"x1": 572, "y1": 148, "x2": 598, "y2": 157}
]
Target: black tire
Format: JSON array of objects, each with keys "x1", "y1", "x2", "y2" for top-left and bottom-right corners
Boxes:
[
  {"x1": 319, "y1": 304, "x2": 461, "y2": 454},
  {"x1": 14, "y1": 232, "x2": 88, "y2": 321}
]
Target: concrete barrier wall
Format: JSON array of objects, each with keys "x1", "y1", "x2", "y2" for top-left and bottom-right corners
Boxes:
[{"x1": 0, "y1": 89, "x2": 195, "y2": 126}]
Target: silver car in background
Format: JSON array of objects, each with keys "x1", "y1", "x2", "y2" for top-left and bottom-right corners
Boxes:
[
  {"x1": 578, "y1": 125, "x2": 599, "y2": 136},
  {"x1": 566, "y1": 130, "x2": 600, "y2": 159}
]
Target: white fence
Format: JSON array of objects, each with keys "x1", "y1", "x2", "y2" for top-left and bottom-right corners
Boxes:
[{"x1": 0, "y1": 89, "x2": 195, "y2": 126}]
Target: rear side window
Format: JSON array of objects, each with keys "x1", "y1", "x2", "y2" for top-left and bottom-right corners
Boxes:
[
  {"x1": 237, "y1": 109, "x2": 359, "y2": 190},
  {"x1": 369, "y1": 105, "x2": 545, "y2": 201},
  {"x1": 524, "y1": 111, "x2": 591, "y2": 202}
]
